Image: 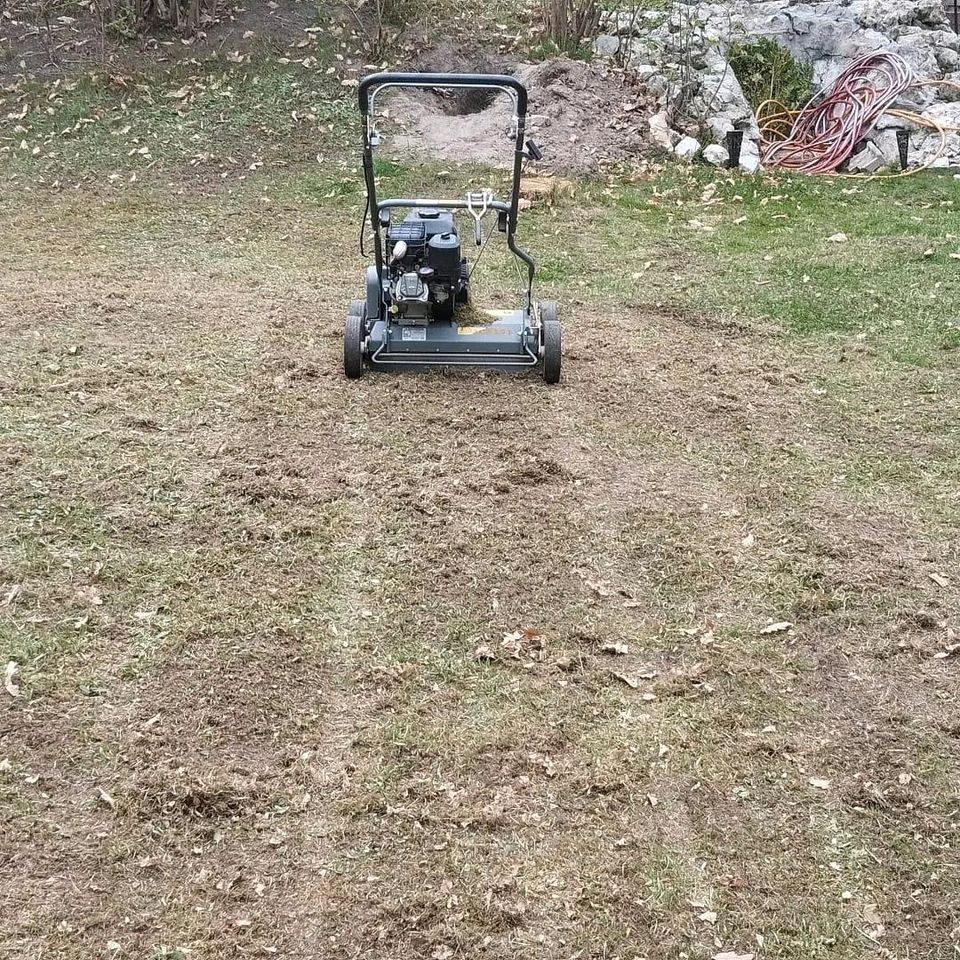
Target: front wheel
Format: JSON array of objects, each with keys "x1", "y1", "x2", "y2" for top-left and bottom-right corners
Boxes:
[
  {"x1": 344, "y1": 309, "x2": 365, "y2": 379},
  {"x1": 540, "y1": 301, "x2": 561, "y2": 384}
]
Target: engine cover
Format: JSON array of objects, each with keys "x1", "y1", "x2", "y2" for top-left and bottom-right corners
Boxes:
[{"x1": 393, "y1": 270, "x2": 430, "y2": 324}]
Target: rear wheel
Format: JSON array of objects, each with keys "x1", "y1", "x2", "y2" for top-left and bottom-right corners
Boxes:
[
  {"x1": 540, "y1": 301, "x2": 561, "y2": 384},
  {"x1": 344, "y1": 304, "x2": 365, "y2": 379}
]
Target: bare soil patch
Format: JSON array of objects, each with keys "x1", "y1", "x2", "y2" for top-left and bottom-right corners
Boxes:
[{"x1": 383, "y1": 46, "x2": 651, "y2": 173}]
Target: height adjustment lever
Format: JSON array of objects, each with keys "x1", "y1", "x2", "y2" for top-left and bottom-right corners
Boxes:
[{"x1": 466, "y1": 190, "x2": 493, "y2": 246}]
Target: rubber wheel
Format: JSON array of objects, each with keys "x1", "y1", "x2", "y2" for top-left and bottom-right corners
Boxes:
[
  {"x1": 344, "y1": 308, "x2": 365, "y2": 379},
  {"x1": 540, "y1": 301, "x2": 561, "y2": 384}
]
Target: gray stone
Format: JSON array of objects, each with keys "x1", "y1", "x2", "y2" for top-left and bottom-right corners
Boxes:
[
  {"x1": 739, "y1": 138, "x2": 763, "y2": 173},
  {"x1": 674, "y1": 135, "x2": 702, "y2": 160},
  {"x1": 848, "y1": 141, "x2": 887, "y2": 172},
  {"x1": 703, "y1": 143, "x2": 730, "y2": 165},
  {"x1": 648, "y1": 111, "x2": 681, "y2": 150},
  {"x1": 592, "y1": 35, "x2": 621, "y2": 57}
]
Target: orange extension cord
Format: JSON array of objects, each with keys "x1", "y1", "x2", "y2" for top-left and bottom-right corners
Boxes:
[{"x1": 758, "y1": 52, "x2": 960, "y2": 176}]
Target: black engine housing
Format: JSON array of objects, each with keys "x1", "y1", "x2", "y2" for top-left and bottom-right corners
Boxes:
[{"x1": 386, "y1": 208, "x2": 468, "y2": 323}]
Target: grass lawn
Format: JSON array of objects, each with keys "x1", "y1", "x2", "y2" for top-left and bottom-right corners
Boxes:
[{"x1": 2, "y1": 47, "x2": 960, "y2": 960}]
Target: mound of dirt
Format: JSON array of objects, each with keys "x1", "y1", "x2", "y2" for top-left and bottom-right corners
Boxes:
[{"x1": 380, "y1": 53, "x2": 652, "y2": 174}]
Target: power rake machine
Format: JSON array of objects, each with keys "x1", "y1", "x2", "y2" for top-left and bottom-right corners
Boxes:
[{"x1": 343, "y1": 72, "x2": 562, "y2": 383}]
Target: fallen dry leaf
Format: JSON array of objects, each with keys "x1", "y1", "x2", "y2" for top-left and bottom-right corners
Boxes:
[
  {"x1": 809, "y1": 777, "x2": 831, "y2": 790},
  {"x1": 699, "y1": 910, "x2": 718, "y2": 924},
  {"x1": 585, "y1": 580, "x2": 613, "y2": 598},
  {"x1": 929, "y1": 573, "x2": 950, "y2": 588},
  {"x1": 4, "y1": 662, "x2": 19, "y2": 698},
  {"x1": 760, "y1": 621, "x2": 793, "y2": 635},
  {"x1": 827, "y1": 232, "x2": 848, "y2": 243},
  {"x1": 0, "y1": 585, "x2": 21, "y2": 608},
  {"x1": 97, "y1": 786, "x2": 117, "y2": 810},
  {"x1": 863, "y1": 902, "x2": 883, "y2": 926},
  {"x1": 601, "y1": 642, "x2": 629, "y2": 656},
  {"x1": 474, "y1": 644, "x2": 496, "y2": 662},
  {"x1": 613, "y1": 672, "x2": 639, "y2": 689},
  {"x1": 74, "y1": 585, "x2": 103, "y2": 607},
  {"x1": 501, "y1": 631, "x2": 523, "y2": 658},
  {"x1": 713, "y1": 953, "x2": 754, "y2": 960}
]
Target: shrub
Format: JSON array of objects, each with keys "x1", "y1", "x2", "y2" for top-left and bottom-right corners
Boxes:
[
  {"x1": 539, "y1": 0, "x2": 602, "y2": 57},
  {"x1": 92, "y1": 0, "x2": 220, "y2": 36},
  {"x1": 727, "y1": 37, "x2": 813, "y2": 113}
]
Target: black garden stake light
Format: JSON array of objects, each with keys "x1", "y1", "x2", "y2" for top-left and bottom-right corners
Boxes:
[
  {"x1": 896, "y1": 129, "x2": 910, "y2": 171},
  {"x1": 726, "y1": 129, "x2": 744, "y2": 169}
]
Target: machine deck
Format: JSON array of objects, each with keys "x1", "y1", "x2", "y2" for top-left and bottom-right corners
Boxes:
[{"x1": 367, "y1": 310, "x2": 539, "y2": 370}]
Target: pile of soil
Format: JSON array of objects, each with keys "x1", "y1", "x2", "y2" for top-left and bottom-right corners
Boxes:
[{"x1": 381, "y1": 49, "x2": 653, "y2": 174}]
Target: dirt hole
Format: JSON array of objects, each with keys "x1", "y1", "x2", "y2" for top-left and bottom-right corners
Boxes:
[{"x1": 432, "y1": 87, "x2": 498, "y2": 115}]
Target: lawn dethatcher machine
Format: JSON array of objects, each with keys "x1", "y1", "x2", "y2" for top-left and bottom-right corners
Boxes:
[{"x1": 343, "y1": 72, "x2": 562, "y2": 383}]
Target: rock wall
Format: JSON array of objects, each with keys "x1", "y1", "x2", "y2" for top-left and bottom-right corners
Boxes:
[{"x1": 595, "y1": 0, "x2": 960, "y2": 171}]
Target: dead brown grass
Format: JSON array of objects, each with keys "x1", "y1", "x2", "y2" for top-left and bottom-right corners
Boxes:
[{"x1": 1, "y1": 179, "x2": 959, "y2": 960}]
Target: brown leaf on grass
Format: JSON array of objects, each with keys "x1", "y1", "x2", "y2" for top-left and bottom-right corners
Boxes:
[
  {"x1": 809, "y1": 777, "x2": 831, "y2": 790},
  {"x1": 585, "y1": 580, "x2": 613, "y2": 598},
  {"x1": 474, "y1": 644, "x2": 496, "y2": 662},
  {"x1": 97, "y1": 787, "x2": 117, "y2": 810},
  {"x1": 613, "y1": 671, "x2": 639, "y2": 689},
  {"x1": 759, "y1": 620, "x2": 793, "y2": 634},
  {"x1": 501, "y1": 632, "x2": 522, "y2": 658},
  {"x1": 4, "y1": 662, "x2": 20, "y2": 698},
  {"x1": 713, "y1": 953, "x2": 754, "y2": 960},
  {"x1": 74, "y1": 585, "x2": 103, "y2": 607},
  {"x1": 863, "y1": 902, "x2": 883, "y2": 926},
  {"x1": 929, "y1": 573, "x2": 950, "y2": 588},
  {"x1": 0, "y1": 585, "x2": 21, "y2": 608},
  {"x1": 500, "y1": 627, "x2": 544, "y2": 660},
  {"x1": 601, "y1": 642, "x2": 629, "y2": 656}
]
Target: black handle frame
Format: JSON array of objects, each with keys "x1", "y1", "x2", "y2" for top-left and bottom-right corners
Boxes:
[
  {"x1": 357, "y1": 72, "x2": 536, "y2": 312},
  {"x1": 358, "y1": 72, "x2": 529, "y2": 117}
]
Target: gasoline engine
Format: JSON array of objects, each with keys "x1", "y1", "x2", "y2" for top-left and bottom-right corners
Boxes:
[{"x1": 384, "y1": 208, "x2": 468, "y2": 324}]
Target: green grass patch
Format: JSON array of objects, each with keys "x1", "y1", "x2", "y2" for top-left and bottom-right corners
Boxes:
[{"x1": 0, "y1": 53, "x2": 352, "y2": 178}]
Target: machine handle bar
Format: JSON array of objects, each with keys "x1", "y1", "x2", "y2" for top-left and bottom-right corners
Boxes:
[{"x1": 358, "y1": 72, "x2": 528, "y2": 116}]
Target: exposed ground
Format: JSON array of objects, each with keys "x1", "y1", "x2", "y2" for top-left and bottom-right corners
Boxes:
[
  {"x1": 2, "y1": 11, "x2": 960, "y2": 960},
  {"x1": 387, "y1": 45, "x2": 650, "y2": 173}
]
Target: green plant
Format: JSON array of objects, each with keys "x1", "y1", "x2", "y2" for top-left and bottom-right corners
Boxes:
[{"x1": 728, "y1": 37, "x2": 813, "y2": 112}]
